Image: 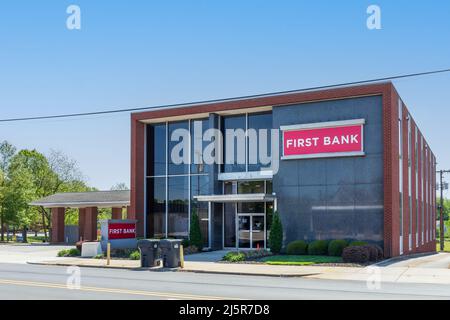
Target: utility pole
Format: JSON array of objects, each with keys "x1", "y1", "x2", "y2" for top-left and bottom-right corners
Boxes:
[{"x1": 438, "y1": 169, "x2": 450, "y2": 251}]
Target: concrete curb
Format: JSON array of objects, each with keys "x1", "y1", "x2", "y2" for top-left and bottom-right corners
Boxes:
[
  {"x1": 27, "y1": 261, "x2": 319, "y2": 278},
  {"x1": 178, "y1": 268, "x2": 320, "y2": 278}
]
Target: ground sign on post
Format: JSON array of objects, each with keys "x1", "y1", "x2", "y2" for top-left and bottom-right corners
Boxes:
[{"x1": 100, "y1": 219, "x2": 137, "y2": 251}]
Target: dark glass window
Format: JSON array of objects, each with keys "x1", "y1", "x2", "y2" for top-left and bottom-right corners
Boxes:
[
  {"x1": 191, "y1": 119, "x2": 209, "y2": 174},
  {"x1": 222, "y1": 115, "x2": 246, "y2": 173},
  {"x1": 266, "y1": 180, "x2": 273, "y2": 194},
  {"x1": 191, "y1": 175, "x2": 210, "y2": 247},
  {"x1": 224, "y1": 203, "x2": 236, "y2": 247},
  {"x1": 237, "y1": 181, "x2": 265, "y2": 194},
  {"x1": 146, "y1": 177, "x2": 166, "y2": 238},
  {"x1": 248, "y1": 112, "x2": 272, "y2": 172},
  {"x1": 147, "y1": 124, "x2": 166, "y2": 176},
  {"x1": 168, "y1": 176, "x2": 189, "y2": 238},
  {"x1": 168, "y1": 121, "x2": 189, "y2": 175},
  {"x1": 224, "y1": 181, "x2": 236, "y2": 194},
  {"x1": 238, "y1": 202, "x2": 265, "y2": 213},
  {"x1": 266, "y1": 202, "x2": 274, "y2": 231}
]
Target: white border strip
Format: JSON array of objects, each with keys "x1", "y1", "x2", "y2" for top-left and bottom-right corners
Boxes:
[
  {"x1": 280, "y1": 118, "x2": 365, "y2": 131},
  {"x1": 281, "y1": 151, "x2": 365, "y2": 160},
  {"x1": 281, "y1": 118, "x2": 365, "y2": 160}
]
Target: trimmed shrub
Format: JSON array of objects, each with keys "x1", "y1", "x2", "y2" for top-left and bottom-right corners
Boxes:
[
  {"x1": 242, "y1": 249, "x2": 272, "y2": 260},
  {"x1": 328, "y1": 239, "x2": 349, "y2": 257},
  {"x1": 307, "y1": 240, "x2": 329, "y2": 255},
  {"x1": 342, "y1": 246, "x2": 370, "y2": 263},
  {"x1": 222, "y1": 252, "x2": 246, "y2": 262},
  {"x1": 129, "y1": 250, "x2": 140, "y2": 260},
  {"x1": 372, "y1": 244, "x2": 384, "y2": 260},
  {"x1": 183, "y1": 245, "x2": 199, "y2": 255},
  {"x1": 349, "y1": 240, "x2": 369, "y2": 247},
  {"x1": 111, "y1": 248, "x2": 135, "y2": 258},
  {"x1": 57, "y1": 248, "x2": 81, "y2": 257},
  {"x1": 182, "y1": 239, "x2": 190, "y2": 248},
  {"x1": 361, "y1": 245, "x2": 378, "y2": 261},
  {"x1": 189, "y1": 210, "x2": 203, "y2": 251},
  {"x1": 361, "y1": 245, "x2": 384, "y2": 261},
  {"x1": 268, "y1": 212, "x2": 283, "y2": 254},
  {"x1": 286, "y1": 240, "x2": 308, "y2": 255}
]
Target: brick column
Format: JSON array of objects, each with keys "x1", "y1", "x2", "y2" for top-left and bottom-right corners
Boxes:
[
  {"x1": 51, "y1": 207, "x2": 65, "y2": 243},
  {"x1": 84, "y1": 207, "x2": 98, "y2": 241},
  {"x1": 112, "y1": 207, "x2": 123, "y2": 220},
  {"x1": 78, "y1": 208, "x2": 86, "y2": 241},
  {"x1": 130, "y1": 117, "x2": 145, "y2": 237}
]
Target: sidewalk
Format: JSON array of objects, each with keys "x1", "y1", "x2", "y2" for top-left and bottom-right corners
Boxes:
[
  {"x1": 28, "y1": 257, "x2": 450, "y2": 284},
  {"x1": 28, "y1": 258, "x2": 323, "y2": 277}
]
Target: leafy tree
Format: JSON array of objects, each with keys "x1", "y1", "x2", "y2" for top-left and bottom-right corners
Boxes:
[
  {"x1": 437, "y1": 198, "x2": 450, "y2": 221},
  {"x1": 3, "y1": 165, "x2": 35, "y2": 242},
  {"x1": 43, "y1": 150, "x2": 88, "y2": 240},
  {"x1": 8, "y1": 149, "x2": 89, "y2": 240},
  {"x1": 189, "y1": 209, "x2": 203, "y2": 250},
  {"x1": 8, "y1": 149, "x2": 56, "y2": 240},
  {"x1": 0, "y1": 141, "x2": 16, "y2": 241},
  {"x1": 268, "y1": 211, "x2": 283, "y2": 254}
]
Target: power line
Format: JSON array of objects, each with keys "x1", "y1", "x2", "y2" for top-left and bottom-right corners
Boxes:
[{"x1": 1, "y1": 67, "x2": 450, "y2": 123}]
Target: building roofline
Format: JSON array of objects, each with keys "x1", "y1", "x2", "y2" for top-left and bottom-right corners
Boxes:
[{"x1": 132, "y1": 82, "x2": 394, "y2": 122}]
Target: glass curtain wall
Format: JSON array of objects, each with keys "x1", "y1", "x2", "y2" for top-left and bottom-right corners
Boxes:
[
  {"x1": 221, "y1": 112, "x2": 272, "y2": 173},
  {"x1": 146, "y1": 119, "x2": 210, "y2": 243}
]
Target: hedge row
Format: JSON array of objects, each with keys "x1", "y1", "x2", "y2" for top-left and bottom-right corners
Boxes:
[{"x1": 285, "y1": 239, "x2": 384, "y2": 262}]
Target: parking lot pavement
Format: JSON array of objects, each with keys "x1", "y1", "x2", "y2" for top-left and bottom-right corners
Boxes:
[{"x1": 0, "y1": 243, "x2": 74, "y2": 264}]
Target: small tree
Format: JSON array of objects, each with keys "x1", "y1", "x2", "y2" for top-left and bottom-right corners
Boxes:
[
  {"x1": 268, "y1": 211, "x2": 283, "y2": 254},
  {"x1": 189, "y1": 209, "x2": 203, "y2": 251}
]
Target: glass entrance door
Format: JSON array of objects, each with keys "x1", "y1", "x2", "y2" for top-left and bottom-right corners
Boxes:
[
  {"x1": 252, "y1": 215, "x2": 265, "y2": 249},
  {"x1": 237, "y1": 214, "x2": 265, "y2": 249},
  {"x1": 238, "y1": 215, "x2": 251, "y2": 248}
]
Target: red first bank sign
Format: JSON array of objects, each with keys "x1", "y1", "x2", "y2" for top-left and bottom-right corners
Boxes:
[
  {"x1": 281, "y1": 119, "x2": 365, "y2": 159},
  {"x1": 108, "y1": 222, "x2": 136, "y2": 240}
]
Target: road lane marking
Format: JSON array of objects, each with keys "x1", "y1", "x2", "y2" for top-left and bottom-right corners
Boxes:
[{"x1": 0, "y1": 279, "x2": 241, "y2": 300}]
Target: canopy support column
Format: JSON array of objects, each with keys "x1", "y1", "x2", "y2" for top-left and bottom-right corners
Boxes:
[{"x1": 51, "y1": 207, "x2": 65, "y2": 243}]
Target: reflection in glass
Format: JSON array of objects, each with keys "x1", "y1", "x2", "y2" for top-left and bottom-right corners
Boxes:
[
  {"x1": 168, "y1": 121, "x2": 189, "y2": 175},
  {"x1": 168, "y1": 176, "x2": 189, "y2": 238},
  {"x1": 238, "y1": 202, "x2": 265, "y2": 214},
  {"x1": 238, "y1": 215, "x2": 251, "y2": 248},
  {"x1": 237, "y1": 181, "x2": 265, "y2": 194},
  {"x1": 146, "y1": 177, "x2": 166, "y2": 238},
  {"x1": 191, "y1": 119, "x2": 209, "y2": 174},
  {"x1": 191, "y1": 175, "x2": 210, "y2": 247},
  {"x1": 252, "y1": 215, "x2": 265, "y2": 249},
  {"x1": 224, "y1": 203, "x2": 236, "y2": 247},
  {"x1": 221, "y1": 115, "x2": 246, "y2": 173},
  {"x1": 266, "y1": 180, "x2": 273, "y2": 194},
  {"x1": 248, "y1": 112, "x2": 272, "y2": 172},
  {"x1": 147, "y1": 124, "x2": 166, "y2": 176}
]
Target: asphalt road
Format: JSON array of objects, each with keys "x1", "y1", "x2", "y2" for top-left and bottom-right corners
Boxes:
[{"x1": 0, "y1": 263, "x2": 450, "y2": 300}]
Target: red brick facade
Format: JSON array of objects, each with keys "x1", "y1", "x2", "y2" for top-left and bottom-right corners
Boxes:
[{"x1": 130, "y1": 82, "x2": 436, "y2": 257}]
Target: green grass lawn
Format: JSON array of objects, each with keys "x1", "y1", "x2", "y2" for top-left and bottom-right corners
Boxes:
[
  {"x1": 259, "y1": 255, "x2": 342, "y2": 266},
  {"x1": 436, "y1": 240, "x2": 450, "y2": 252}
]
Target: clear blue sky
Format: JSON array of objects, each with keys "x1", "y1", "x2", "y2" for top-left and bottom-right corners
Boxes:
[{"x1": 0, "y1": 1, "x2": 449, "y2": 192}]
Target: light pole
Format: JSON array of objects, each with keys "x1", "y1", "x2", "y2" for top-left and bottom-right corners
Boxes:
[{"x1": 438, "y1": 169, "x2": 450, "y2": 252}]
